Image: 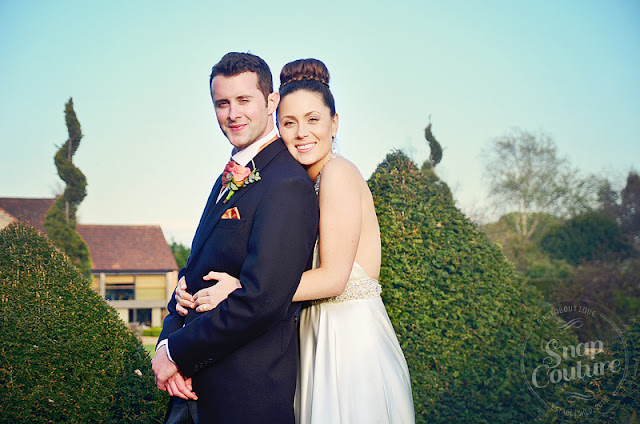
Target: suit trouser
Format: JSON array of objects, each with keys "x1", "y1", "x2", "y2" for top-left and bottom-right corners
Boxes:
[{"x1": 164, "y1": 397, "x2": 199, "y2": 424}]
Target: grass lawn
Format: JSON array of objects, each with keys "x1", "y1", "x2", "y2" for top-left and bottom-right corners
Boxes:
[{"x1": 144, "y1": 344, "x2": 155, "y2": 357}]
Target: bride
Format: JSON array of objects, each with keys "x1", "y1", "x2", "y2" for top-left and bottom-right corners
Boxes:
[{"x1": 176, "y1": 58, "x2": 415, "y2": 423}]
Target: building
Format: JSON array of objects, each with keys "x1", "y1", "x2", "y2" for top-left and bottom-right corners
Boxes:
[
  {"x1": 0, "y1": 197, "x2": 178, "y2": 327},
  {"x1": 77, "y1": 224, "x2": 178, "y2": 327}
]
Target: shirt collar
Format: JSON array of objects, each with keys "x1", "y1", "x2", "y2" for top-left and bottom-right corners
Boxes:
[{"x1": 231, "y1": 129, "x2": 278, "y2": 167}]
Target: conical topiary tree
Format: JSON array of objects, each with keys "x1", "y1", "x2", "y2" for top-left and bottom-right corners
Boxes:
[
  {"x1": 0, "y1": 222, "x2": 166, "y2": 423},
  {"x1": 368, "y1": 150, "x2": 576, "y2": 423}
]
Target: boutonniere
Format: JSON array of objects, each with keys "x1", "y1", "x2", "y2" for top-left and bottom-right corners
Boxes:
[{"x1": 222, "y1": 159, "x2": 261, "y2": 203}]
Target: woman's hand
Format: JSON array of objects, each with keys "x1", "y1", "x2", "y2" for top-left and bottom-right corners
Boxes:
[
  {"x1": 196, "y1": 271, "x2": 243, "y2": 312},
  {"x1": 194, "y1": 271, "x2": 242, "y2": 312},
  {"x1": 175, "y1": 277, "x2": 194, "y2": 317},
  {"x1": 175, "y1": 272, "x2": 242, "y2": 315}
]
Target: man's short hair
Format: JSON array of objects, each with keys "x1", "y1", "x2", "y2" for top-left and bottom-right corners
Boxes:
[{"x1": 210, "y1": 52, "x2": 273, "y2": 103}]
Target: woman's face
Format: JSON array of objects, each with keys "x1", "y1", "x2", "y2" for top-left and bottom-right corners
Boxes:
[{"x1": 277, "y1": 90, "x2": 338, "y2": 176}]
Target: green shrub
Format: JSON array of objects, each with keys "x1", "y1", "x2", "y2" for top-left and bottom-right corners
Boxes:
[
  {"x1": 540, "y1": 212, "x2": 634, "y2": 265},
  {"x1": 482, "y1": 213, "x2": 573, "y2": 280},
  {"x1": 550, "y1": 260, "x2": 640, "y2": 341},
  {"x1": 143, "y1": 327, "x2": 163, "y2": 337},
  {"x1": 0, "y1": 222, "x2": 166, "y2": 423},
  {"x1": 541, "y1": 315, "x2": 640, "y2": 423},
  {"x1": 368, "y1": 151, "x2": 576, "y2": 423},
  {"x1": 590, "y1": 314, "x2": 640, "y2": 423}
]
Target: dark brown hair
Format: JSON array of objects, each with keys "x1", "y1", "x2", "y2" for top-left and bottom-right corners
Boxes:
[
  {"x1": 209, "y1": 52, "x2": 273, "y2": 103},
  {"x1": 278, "y1": 58, "x2": 336, "y2": 117}
]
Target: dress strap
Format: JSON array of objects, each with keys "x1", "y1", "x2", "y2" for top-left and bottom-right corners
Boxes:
[{"x1": 314, "y1": 152, "x2": 339, "y2": 195}]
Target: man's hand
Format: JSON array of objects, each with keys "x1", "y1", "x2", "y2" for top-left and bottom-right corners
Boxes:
[
  {"x1": 152, "y1": 346, "x2": 198, "y2": 399},
  {"x1": 166, "y1": 373, "x2": 198, "y2": 400},
  {"x1": 152, "y1": 344, "x2": 179, "y2": 392}
]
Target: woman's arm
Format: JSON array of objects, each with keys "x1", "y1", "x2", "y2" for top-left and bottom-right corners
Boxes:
[
  {"x1": 292, "y1": 158, "x2": 363, "y2": 301},
  {"x1": 175, "y1": 272, "x2": 241, "y2": 315},
  {"x1": 180, "y1": 158, "x2": 364, "y2": 307}
]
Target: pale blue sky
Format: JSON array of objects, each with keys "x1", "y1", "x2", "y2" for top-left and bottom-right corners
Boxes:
[{"x1": 1, "y1": 0, "x2": 638, "y2": 244}]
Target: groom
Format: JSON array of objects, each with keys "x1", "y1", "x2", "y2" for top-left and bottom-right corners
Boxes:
[{"x1": 152, "y1": 52, "x2": 319, "y2": 423}]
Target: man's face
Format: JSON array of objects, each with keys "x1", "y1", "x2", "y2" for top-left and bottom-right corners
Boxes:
[{"x1": 211, "y1": 72, "x2": 278, "y2": 150}]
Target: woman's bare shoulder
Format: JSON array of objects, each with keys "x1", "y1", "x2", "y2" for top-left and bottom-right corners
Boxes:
[{"x1": 321, "y1": 155, "x2": 363, "y2": 183}]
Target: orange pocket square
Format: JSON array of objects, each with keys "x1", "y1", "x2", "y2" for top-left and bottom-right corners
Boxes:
[{"x1": 221, "y1": 207, "x2": 241, "y2": 220}]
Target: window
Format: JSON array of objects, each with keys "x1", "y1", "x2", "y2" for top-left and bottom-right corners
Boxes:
[
  {"x1": 105, "y1": 275, "x2": 135, "y2": 300},
  {"x1": 129, "y1": 308, "x2": 152, "y2": 326}
]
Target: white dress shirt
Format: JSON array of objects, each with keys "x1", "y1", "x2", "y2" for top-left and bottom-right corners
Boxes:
[{"x1": 216, "y1": 129, "x2": 278, "y2": 203}]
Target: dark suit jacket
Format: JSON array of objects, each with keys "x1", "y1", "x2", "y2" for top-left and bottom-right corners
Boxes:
[{"x1": 158, "y1": 139, "x2": 318, "y2": 423}]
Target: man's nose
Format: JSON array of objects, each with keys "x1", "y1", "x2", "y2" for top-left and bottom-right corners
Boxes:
[{"x1": 228, "y1": 103, "x2": 242, "y2": 121}]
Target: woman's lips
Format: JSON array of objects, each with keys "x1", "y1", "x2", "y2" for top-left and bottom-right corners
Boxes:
[{"x1": 295, "y1": 142, "x2": 316, "y2": 153}]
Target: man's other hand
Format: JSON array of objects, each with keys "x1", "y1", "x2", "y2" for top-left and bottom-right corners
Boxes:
[{"x1": 152, "y1": 344, "x2": 179, "y2": 392}]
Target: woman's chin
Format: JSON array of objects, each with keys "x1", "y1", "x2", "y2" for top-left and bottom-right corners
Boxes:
[
  {"x1": 299, "y1": 157, "x2": 316, "y2": 167},
  {"x1": 289, "y1": 151, "x2": 313, "y2": 166}
]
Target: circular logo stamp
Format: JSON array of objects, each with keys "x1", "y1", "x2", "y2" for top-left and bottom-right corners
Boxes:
[{"x1": 520, "y1": 300, "x2": 629, "y2": 418}]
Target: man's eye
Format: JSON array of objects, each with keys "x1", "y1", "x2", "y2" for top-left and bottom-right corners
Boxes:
[{"x1": 216, "y1": 101, "x2": 228, "y2": 108}]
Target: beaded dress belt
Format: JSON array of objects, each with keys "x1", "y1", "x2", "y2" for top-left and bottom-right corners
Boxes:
[{"x1": 312, "y1": 278, "x2": 382, "y2": 304}]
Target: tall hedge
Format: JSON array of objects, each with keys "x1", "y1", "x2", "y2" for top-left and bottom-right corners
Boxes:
[
  {"x1": 0, "y1": 222, "x2": 166, "y2": 423},
  {"x1": 368, "y1": 151, "x2": 576, "y2": 423},
  {"x1": 541, "y1": 315, "x2": 639, "y2": 423}
]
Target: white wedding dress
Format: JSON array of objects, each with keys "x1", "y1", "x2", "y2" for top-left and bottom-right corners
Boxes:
[{"x1": 295, "y1": 247, "x2": 415, "y2": 423}]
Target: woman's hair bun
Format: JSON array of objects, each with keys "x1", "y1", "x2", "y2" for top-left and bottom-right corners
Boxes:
[{"x1": 280, "y1": 58, "x2": 330, "y2": 89}]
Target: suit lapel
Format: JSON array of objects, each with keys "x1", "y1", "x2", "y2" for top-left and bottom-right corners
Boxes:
[
  {"x1": 189, "y1": 175, "x2": 223, "y2": 258},
  {"x1": 189, "y1": 139, "x2": 288, "y2": 260}
]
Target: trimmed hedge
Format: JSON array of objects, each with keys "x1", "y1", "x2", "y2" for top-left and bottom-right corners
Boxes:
[
  {"x1": 143, "y1": 327, "x2": 163, "y2": 337},
  {"x1": 368, "y1": 151, "x2": 576, "y2": 423},
  {"x1": 0, "y1": 222, "x2": 166, "y2": 423},
  {"x1": 542, "y1": 315, "x2": 640, "y2": 423}
]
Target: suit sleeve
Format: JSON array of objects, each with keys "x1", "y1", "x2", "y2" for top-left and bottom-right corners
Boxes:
[
  {"x1": 167, "y1": 176, "x2": 319, "y2": 377},
  {"x1": 156, "y1": 278, "x2": 185, "y2": 347}
]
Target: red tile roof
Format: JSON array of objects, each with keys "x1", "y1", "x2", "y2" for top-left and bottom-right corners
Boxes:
[
  {"x1": 0, "y1": 198, "x2": 178, "y2": 273},
  {"x1": 0, "y1": 197, "x2": 55, "y2": 234},
  {"x1": 77, "y1": 225, "x2": 178, "y2": 272}
]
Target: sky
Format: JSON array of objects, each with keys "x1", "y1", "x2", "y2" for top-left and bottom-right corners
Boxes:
[{"x1": 1, "y1": 0, "x2": 639, "y2": 245}]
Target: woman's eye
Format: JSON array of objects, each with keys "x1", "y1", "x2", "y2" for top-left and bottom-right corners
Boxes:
[{"x1": 309, "y1": 116, "x2": 319, "y2": 123}]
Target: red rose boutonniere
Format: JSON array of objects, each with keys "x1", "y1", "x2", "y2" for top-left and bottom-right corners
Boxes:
[{"x1": 222, "y1": 160, "x2": 261, "y2": 203}]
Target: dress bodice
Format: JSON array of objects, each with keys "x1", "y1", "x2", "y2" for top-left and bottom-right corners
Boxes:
[
  {"x1": 319, "y1": 261, "x2": 382, "y2": 304},
  {"x1": 311, "y1": 244, "x2": 382, "y2": 304},
  {"x1": 311, "y1": 153, "x2": 382, "y2": 304}
]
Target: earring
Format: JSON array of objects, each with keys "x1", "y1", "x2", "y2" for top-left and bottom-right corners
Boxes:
[{"x1": 331, "y1": 136, "x2": 338, "y2": 154}]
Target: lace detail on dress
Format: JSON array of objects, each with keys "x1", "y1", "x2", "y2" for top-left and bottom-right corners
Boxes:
[{"x1": 311, "y1": 277, "x2": 382, "y2": 304}]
